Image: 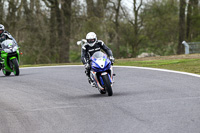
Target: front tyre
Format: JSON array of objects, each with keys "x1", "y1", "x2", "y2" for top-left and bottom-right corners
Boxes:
[
  {"x1": 11, "y1": 58, "x2": 20, "y2": 76},
  {"x1": 102, "y1": 75, "x2": 113, "y2": 96}
]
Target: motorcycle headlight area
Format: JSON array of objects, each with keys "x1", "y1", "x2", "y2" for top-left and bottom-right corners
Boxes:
[
  {"x1": 13, "y1": 46, "x2": 18, "y2": 52},
  {"x1": 4, "y1": 49, "x2": 12, "y2": 53},
  {"x1": 3, "y1": 46, "x2": 18, "y2": 53},
  {"x1": 96, "y1": 59, "x2": 105, "y2": 68},
  {"x1": 92, "y1": 63, "x2": 99, "y2": 69}
]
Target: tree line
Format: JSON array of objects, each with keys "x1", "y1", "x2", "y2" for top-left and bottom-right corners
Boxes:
[{"x1": 0, "y1": 0, "x2": 199, "y2": 64}]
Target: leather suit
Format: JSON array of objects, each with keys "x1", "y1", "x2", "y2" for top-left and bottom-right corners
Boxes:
[{"x1": 81, "y1": 40, "x2": 113, "y2": 77}]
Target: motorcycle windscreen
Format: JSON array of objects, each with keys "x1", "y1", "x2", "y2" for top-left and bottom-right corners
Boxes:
[
  {"x1": 1, "y1": 39, "x2": 18, "y2": 53},
  {"x1": 92, "y1": 51, "x2": 107, "y2": 59}
]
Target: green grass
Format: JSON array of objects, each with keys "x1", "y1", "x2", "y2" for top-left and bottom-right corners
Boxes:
[
  {"x1": 20, "y1": 58, "x2": 200, "y2": 75},
  {"x1": 115, "y1": 58, "x2": 200, "y2": 74}
]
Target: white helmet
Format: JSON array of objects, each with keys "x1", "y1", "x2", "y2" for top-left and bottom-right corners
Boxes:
[
  {"x1": 0, "y1": 24, "x2": 5, "y2": 35},
  {"x1": 86, "y1": 32, "x2": 97, "y2": 47}
]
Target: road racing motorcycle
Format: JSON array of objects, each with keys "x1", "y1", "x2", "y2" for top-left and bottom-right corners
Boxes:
[
  {"x1": 0, "y1": 39, "x2": 20, "y2": 76},
  {"x1": 89, "y1": 51, "x2": 114, "y2": 96}
]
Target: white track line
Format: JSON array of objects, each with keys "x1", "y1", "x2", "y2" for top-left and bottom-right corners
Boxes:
[
  {"x1": 114, "y1": 66, "x2": 200, "y2": 78},
  {"x1": 20, "y1": 65, "x2": 200, "y2": 78}
]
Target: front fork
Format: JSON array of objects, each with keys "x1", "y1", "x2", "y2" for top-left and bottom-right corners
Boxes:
[
  {"x1": 110, "y1": 66, "x2": 114, "y2": 84},
  {"x1": 90, "y1": 66, "x2": 114, "y2": 90}
]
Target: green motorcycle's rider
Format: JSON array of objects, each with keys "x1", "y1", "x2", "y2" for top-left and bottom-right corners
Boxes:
[
  {"x1": 0, "y1": 24, "x2": 18, "y2": 69},
  {"x1": 81, "y1": 32, "x2": 115, "y2": 86}
]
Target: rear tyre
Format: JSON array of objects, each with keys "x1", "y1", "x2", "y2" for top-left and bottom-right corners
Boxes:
[
  {"x1": 12, "y1": 58, "x2": 20, "y2": 76},
  {"x1": 3, "y1": 70, "x2": 11, "y2": 76},
  {"x1": 102, "y1": 75, "x2": 113, "y2": 96}
]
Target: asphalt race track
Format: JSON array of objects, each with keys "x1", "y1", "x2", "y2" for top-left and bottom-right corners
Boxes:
[{"x1": 0, "y1": 66, "x2": 200, "y2": 133}]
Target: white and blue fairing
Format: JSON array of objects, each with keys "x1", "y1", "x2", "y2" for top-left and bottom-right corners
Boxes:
[{"x1": 91, "y1": 51, "x2": 111, "y2": 72}]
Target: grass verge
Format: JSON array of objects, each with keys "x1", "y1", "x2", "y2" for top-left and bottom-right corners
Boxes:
[
  {"x1": 20, "y1": 54, "x2": 200, "y2": 75},
  {"x1": 115, "y1": 58, "x2": 200, "y2": 75}
]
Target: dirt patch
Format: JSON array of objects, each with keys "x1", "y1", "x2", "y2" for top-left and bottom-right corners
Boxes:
[{"x1": 117, "y1": 54, "x2": 200, "y2": 61}]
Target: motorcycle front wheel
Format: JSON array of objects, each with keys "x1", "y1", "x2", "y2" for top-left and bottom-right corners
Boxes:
[
  {"x1": 102, "y1": 74, "x2": 113, "y2": 96},
  {"x1": 11, "y1": 58, "x2": 20, "y2": 76}
]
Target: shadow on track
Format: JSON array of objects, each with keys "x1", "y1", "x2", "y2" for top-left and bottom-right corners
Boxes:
[
  {"x1": 76, "y1": 91, "x2": 135, "y2": 99},
  {"x1": 0, "y1": 75, "x2": 15, "y2": 78},
  {"x1": 0, "y1": 73, "x2": 39, "y2": 78}
]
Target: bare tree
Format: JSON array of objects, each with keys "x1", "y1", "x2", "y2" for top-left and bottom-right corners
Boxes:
[
  {"x1": 47, "y1": 0, "x2": 57, "y2": 61},
  {"x1": 121, "y1": 0, "x2": 143, "y2": 57},
  {"x1": 186, "y1": 0, "x2": 192, "y2": 41},
  {"x1": 110, "y1": 0, "x2": 122, "y2": 58},
  {"x1": 6, "y1": 0, "x2": 22, "y2": 36},
  {"x1": 95, "y1": 0, "x2": 105, "y2": 18},
  {"x1": 86, "y1": 0, "x2": 95, "y2": 18},
  {"x1": 42, "y1": 0, "x2": 71, "y2": 63},
  {"x1": 60, "y1": 0, "x2": 72, "y2": 63},
  {"x1": 131, "y1": 0, "x2": 143, "y2": 57},
  {"x1": 177, "y1": 0, "x2": 186, "y2": 54},
  {"x1": 186, "y1": 0, "x2": 199, "y2": 41},
  {"x1": 0, "y1": 0, "x2": 4, "y2": 23}
]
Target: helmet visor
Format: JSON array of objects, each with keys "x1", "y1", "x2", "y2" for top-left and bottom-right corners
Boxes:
[
  {"x1": 0, "y1": 30, "x2": 3, "y2": 34},
  {"x1": 87, "y1": 39, "x2": 95, "y2": 44}
]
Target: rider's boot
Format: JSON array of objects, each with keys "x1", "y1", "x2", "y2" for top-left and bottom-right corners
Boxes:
[
  {"x1": 88, "y1": 77, "x2": 95, "y2": 87},
  {"x1": 85, "y1": 69, "x2": 95, "y2": 87}
]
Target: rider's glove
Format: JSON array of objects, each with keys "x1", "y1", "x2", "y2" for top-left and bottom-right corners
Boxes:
[
  {"x1": 109, "y1": 56, "x2": 115, "y2": 64},
  {"x1": 84, "y1": 63, "x2": 90, "y2": 70}
]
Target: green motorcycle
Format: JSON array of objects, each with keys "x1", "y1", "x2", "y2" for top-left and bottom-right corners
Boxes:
[{"x1": 0, "y1": 39, "x2": 20, "y2": 76}]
